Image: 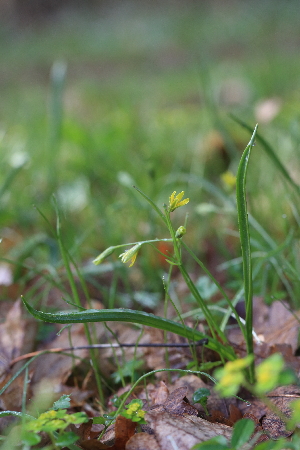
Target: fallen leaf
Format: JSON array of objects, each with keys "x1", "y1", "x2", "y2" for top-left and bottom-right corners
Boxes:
[
  {"x1": 153, "y1": 381, "x2": 169, "y2": 405},
  {"x1": 126, "y1": 433, "x2": 160, "y2": 450},
  {"x1": 99, "y1": 415, "x2": 136, "y2": 450},
  {"x1": 114, "y1": 415, "x2": 136, "y2": 450},
  {"x1": 162, "y1": 386, "x2": 198, "y2": 416},
  {"x1": 0, "y1": 300, "x2": 27, "y2": 382},
  {"x1": 144, "y1": 410, "x2": 233, "y2": 449}
]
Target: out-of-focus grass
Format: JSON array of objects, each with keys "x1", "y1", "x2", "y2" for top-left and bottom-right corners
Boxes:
[{"x1": 1, "y1": 0, "x2": 300, "y2": 305}]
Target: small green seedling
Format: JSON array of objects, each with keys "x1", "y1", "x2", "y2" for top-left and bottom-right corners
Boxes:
[
  {"x1": 120, "y1": 399, "x2": 147, "y2": 424},
  {"x1": 21, "y1": 394, "x2": 89, "y2": 449},
  {"x1": 192, "y1": 388, "x2": 211, "y2": 415}
]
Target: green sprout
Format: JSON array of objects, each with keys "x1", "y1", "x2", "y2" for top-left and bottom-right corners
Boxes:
[
  {"x1": 21, "y1": 395, "x2": 89, "y2": 449},
  {"x1": 192, "y1": 388, "x2": 211, "y2": 415},
  {"x1": 120, "y1": 399, "x2": 147, "y2": 424}
]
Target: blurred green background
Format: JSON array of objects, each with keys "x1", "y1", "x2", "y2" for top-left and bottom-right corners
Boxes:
[{"x1": 1, "y1": 0, "x2": 300, "y2": 306}]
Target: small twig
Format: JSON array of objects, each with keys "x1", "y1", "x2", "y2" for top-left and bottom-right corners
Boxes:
[{"x1": 10, "y1": 338, "x2": 209, "y2": 366}]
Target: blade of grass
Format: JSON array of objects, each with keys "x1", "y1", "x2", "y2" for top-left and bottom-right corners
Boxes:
[
  {"x1": 133, "y1": 185, "x2": 167, "y2": 224},
  {"x1": 21, "y1": 296, "x2": 236, "y2": 361},
  {"x1": 236, "y1": 124, "x2": 258, "y2": 383}
]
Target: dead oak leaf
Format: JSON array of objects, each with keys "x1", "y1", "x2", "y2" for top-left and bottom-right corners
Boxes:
[
  {"x1": 153, "y1": 380, "x2": 169, "y2": 405},
  {"x1": 80, "y1": 416, "x2": 136, "y2": 450},
  {"x1": 151, "y1": 386, "x2": 198, "y2": 416},
  {"x1": 126, "y1": 433, "x2": 160, "y2": 450},
  {"x1": 128, "y1": 410, "x2": 233, "y2": 450}
]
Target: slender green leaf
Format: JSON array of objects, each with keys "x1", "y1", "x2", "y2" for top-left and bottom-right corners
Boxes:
[
  {"x1": 133, "y1": 185, "x2": 167, "y2": 224},
  {"x1": 236, "y1": 124, "x2": 257, "y2": 382},
  {"x1": 22, "y1": 296, "x2": 235, "y2": 360}
]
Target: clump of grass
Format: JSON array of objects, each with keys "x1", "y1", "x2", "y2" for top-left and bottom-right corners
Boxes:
[{"x1": 22, "y1": 127, "x2": 258, "y2": 377}]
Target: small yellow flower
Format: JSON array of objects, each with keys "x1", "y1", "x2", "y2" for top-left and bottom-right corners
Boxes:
[
  {"x1": 168, "y1": 191, "x2": 189, "y2": 212},
  {"x1": 221, "y1": 171, "x2": 236, "y2": 190},
  {"x1": 119, "y1": 243, "x2": 142, "y2": 267},
  {"x1": 136, "y1": 409, "x2": 146, "y2": 419},
  {"x1": 127, "y1": 403, "x2": 140, "y2": 414}
]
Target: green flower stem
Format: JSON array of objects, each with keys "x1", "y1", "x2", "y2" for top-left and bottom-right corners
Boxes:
[
  {"x1": 113, "y1": 238, "x2": 172, "y2": 251},
  {"x1": 181, "y1": 241, "x2": 246, "y2": 337},
  {"x1": 164, "y1": 210, "x2": 229, "y2": 351}
]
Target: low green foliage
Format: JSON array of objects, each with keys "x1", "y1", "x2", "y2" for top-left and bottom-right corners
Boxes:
[
  {"x1": 214, "y1": 353, "x2": 297, "y2": 399},
  {"x1": 192, "y1": 388, "x2": 211, "y2": 415},
  {"x1": 2, "y1": 4, "x2": 300, "y2": 448},
  {"x1": 120, "y1": 399, "x2": 147, "y2": 424},
  {"x1": 1, "y1": 395, "x2": 88, "y2": 450}
]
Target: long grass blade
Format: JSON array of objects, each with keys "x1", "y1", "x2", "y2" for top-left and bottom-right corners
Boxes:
[
  {"x1": 236, "y1": 124, "x2": 258, "y2": 383},
  {"x1": 22, "y1": 296, "x2": 235, "y2": 360}
]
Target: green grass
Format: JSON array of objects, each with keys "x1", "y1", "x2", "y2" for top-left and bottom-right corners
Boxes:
[
  {"x1": 1, "y1": 0, "x2": 300, "y2": 360},
  {"x1": 0, "y1": 0, "x2": 299, "y2": 337},
  {"x1": 1, "y1": 1, "x2": 300, "y2": 447}
]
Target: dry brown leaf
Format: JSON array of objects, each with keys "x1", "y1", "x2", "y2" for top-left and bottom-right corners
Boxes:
[
  {"x1": 99, "y1": 416, "x2": 136, "y2": 450},
  {"x1": 126, "y1": 433, "x2": 160, "y2": 450},
  {"x1": 173, "y1": 375, "x2": 240, "y2": 418},
  {"x1": 144, "y1": 410, "x2": 233, "y2": 449},
  {"x1": 162, "y1": 386, "x2": 198, "y2": 416},
  {"x1": 0, "y1": 300, "x2": 37, "y2": 417},
  {"x1": 0, "y1": 299, "x2": 28, "y2": 381},
  {"x1": 262, "y1": 302, "x2": 300, "y2": 353},
  {"x1": 153, "y1": 380, "x2": 169, "y2": 405},
  {"x1": 114, "y1": 415, "x2": 136, "y2": 450}
]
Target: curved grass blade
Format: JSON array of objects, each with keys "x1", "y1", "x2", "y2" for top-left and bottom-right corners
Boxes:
[
  {"x1": 133, "y1": 185, "x2": 167, "y2": 224},
  {"x1": 236, "y1": 124, "x2": 258, "y2": 383},
  {"x1": 22, "y1": 296, "x2": 235, "y2": 360}
]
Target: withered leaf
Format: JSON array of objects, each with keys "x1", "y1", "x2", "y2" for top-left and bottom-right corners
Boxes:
[
  {"x1": 162, "y1": 386, "x2": 198, "y2": 416},
  {"x1": 114, "y1": 415, "x2": 136, "y2": 450},
  {"x1": 126, "y1": 433, "x2": 160, "y2": 450},
  {"x1": 153, "y1": 381, "x2": 169, "y2": 405},
  {"x1": 99, "y1": 415, "x2": 136, "y2": 450},
  {"x1": 144, "y1": 410, "x2": 233, "y2": 449},
  {"x1": 261, "y1": 413, "x2": 292, "y2": 440}
]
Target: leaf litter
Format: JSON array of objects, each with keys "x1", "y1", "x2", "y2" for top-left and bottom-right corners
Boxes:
[{"x1": 0, "y1": 282, "x2": 299, "y2": 448}]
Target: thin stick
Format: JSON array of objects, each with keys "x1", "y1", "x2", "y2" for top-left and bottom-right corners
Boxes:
[{"x1": 10, "y1": 339, "x2": 208, "y2": 366}]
